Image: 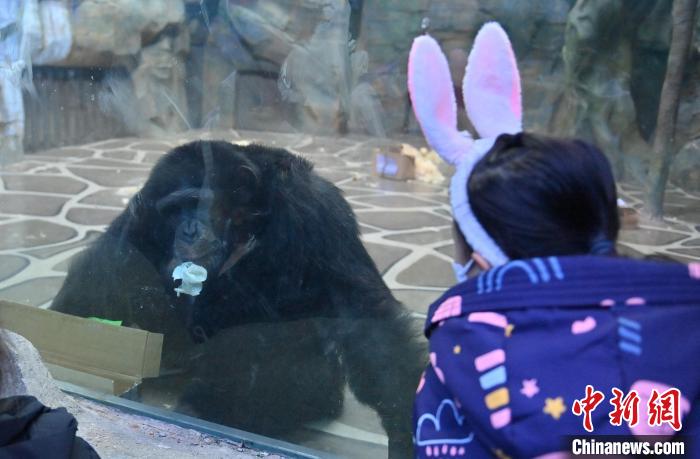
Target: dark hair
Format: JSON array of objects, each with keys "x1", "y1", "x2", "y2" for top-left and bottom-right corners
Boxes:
[{"x1": 467, "y1": 133, "x2": 619, "y2": 259}]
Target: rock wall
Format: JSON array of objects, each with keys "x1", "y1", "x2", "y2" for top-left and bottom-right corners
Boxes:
[
  {"x1": 3, "y1": 0, "x2": 699, "y2": 188},
  {"x1": 61, "y1": 0, "x2": 186, "y2": 68},
  {"x1": 356, "y1": 0, "x2": 699, "y2": 189},
  {"x1": 357, "y1": 0, "x2": 574, "y2": 134},
  {"x1": 7, "y1": 0, "x2": 190, "y2": 154},
  {"x1": 0, "y1": 330, "x2": 77, "y2": 409}
]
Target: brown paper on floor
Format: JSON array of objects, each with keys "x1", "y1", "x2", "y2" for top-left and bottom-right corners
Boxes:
[
  {"x1": 0, "y1": 300, "x2": 163, "y2": 395},
  {"x1": 373, "y1": 146, "x2": 416, "y2": 181},
  {"x1": 619, "y1": 207, "x2": 640, "y2": 229}
]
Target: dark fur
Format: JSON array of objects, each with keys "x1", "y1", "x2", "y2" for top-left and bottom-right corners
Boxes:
[{"x1": 51, "y1": 141, "x2": 425, "y2": 457}]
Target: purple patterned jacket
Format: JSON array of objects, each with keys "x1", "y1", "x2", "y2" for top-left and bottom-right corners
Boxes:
[{"x1": 414, "y1": 256, "x2": 700, "y2": 458}]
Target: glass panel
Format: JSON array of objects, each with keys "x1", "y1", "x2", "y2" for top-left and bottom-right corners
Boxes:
[{"x1": 1, "y1": 2, "x2": 698, "y2": 458}]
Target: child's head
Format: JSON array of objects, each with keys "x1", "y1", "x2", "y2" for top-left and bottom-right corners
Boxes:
[
  {"x1": 409, "y1": 22, "x2": 621, "y2": 273},
  {"x1": 460, "y1": 132, "x2": 619, "y2": 266}
]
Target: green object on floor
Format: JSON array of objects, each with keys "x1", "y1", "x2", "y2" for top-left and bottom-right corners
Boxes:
[{"x1": 88, "y1": 317, "x2": 122, "y2": 326}]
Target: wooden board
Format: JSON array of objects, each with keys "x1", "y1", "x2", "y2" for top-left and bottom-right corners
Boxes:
[{"x1": 0, "y1": 300, "x2": 163, "y2": 394}]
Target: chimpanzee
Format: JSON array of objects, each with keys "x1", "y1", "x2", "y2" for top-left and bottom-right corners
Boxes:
[{"x1": 51, "y1": 140, "x2": 425, "y2": 457}]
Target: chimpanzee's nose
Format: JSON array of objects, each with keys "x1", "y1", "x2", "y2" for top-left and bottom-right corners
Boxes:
[{"x1": 182, "y1": 219, "x2": 200, "y2": 240}]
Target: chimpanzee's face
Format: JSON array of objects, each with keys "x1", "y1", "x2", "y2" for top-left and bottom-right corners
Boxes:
[
  {"x1": 156, "y1": 187, "x2": 229, "y2": 276},
  {"x1": 137, "y1": 146, "x2": 263, "y2": 280}
]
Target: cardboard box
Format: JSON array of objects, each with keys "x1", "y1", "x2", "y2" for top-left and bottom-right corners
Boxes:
[
  {"x1": 373, "y1": 146, "x2": 415, "y2": 181},
  {"x1": 0, "y1": 300, "x2": 163, "y2": 395},
  {"x1": 619, "y1": 206, "x2": 640, "y2": 229}
]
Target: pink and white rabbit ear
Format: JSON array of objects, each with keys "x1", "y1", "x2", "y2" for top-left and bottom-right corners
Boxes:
[
  {"x1": 408, "y1": 35, "x2": 472, "y2": 166},
  {"x1": 463, "y1": 22, "x2": 522, "y2": 138}
]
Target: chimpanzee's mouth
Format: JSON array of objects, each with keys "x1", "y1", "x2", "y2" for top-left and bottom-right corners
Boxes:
[
  {"x1": 167, "y1": 236, "x2": 256, "y2": 281},
  {"x1": 179, "y1": 251, "x2": 219, "y2": 266},
  {"x1": 166, "y1": 250, "x2": 221, "y2": 282}
]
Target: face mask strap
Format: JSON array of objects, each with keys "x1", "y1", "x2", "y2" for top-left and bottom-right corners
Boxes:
[{"x1": 452, "y1": 259, "x2": 475, "y2": 283}]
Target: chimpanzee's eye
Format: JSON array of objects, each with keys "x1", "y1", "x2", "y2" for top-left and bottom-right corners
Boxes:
[{"x1": 155, "y1": 187, "x2": 213, "y2": 214}]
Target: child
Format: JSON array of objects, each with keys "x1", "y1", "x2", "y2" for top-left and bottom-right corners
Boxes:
[{"x1": 408, "y1": 22, "x2": 700, "y2": 458}]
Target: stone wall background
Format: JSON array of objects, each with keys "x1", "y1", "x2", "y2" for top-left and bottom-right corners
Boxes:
[
  {"x1": 356, "y1": 0, "x2": 575, "y2": 135},
  {"x1": 4, "y1": 0, "x2": 699, "y2": 190}
]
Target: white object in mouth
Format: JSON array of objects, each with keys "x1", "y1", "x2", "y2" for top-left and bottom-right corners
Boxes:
[{"x1": 172, "y1": 262, "x2": 208, "y2": 297}]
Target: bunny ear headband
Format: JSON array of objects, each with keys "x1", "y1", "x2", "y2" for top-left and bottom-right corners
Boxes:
[{"x1": 408, "y1": 21, "x2": 522, "y2": 267}]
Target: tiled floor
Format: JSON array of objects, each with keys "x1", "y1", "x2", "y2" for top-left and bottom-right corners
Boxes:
[
  {"x1": 0, "y1": 130, "x2": 459, "y2": 314},
  {"x1": 1, "y1": 129, "x2": 699, "y2": 457},
  {"x1": 1, "y1": 129, "x2": 699, "y2": 312}
]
